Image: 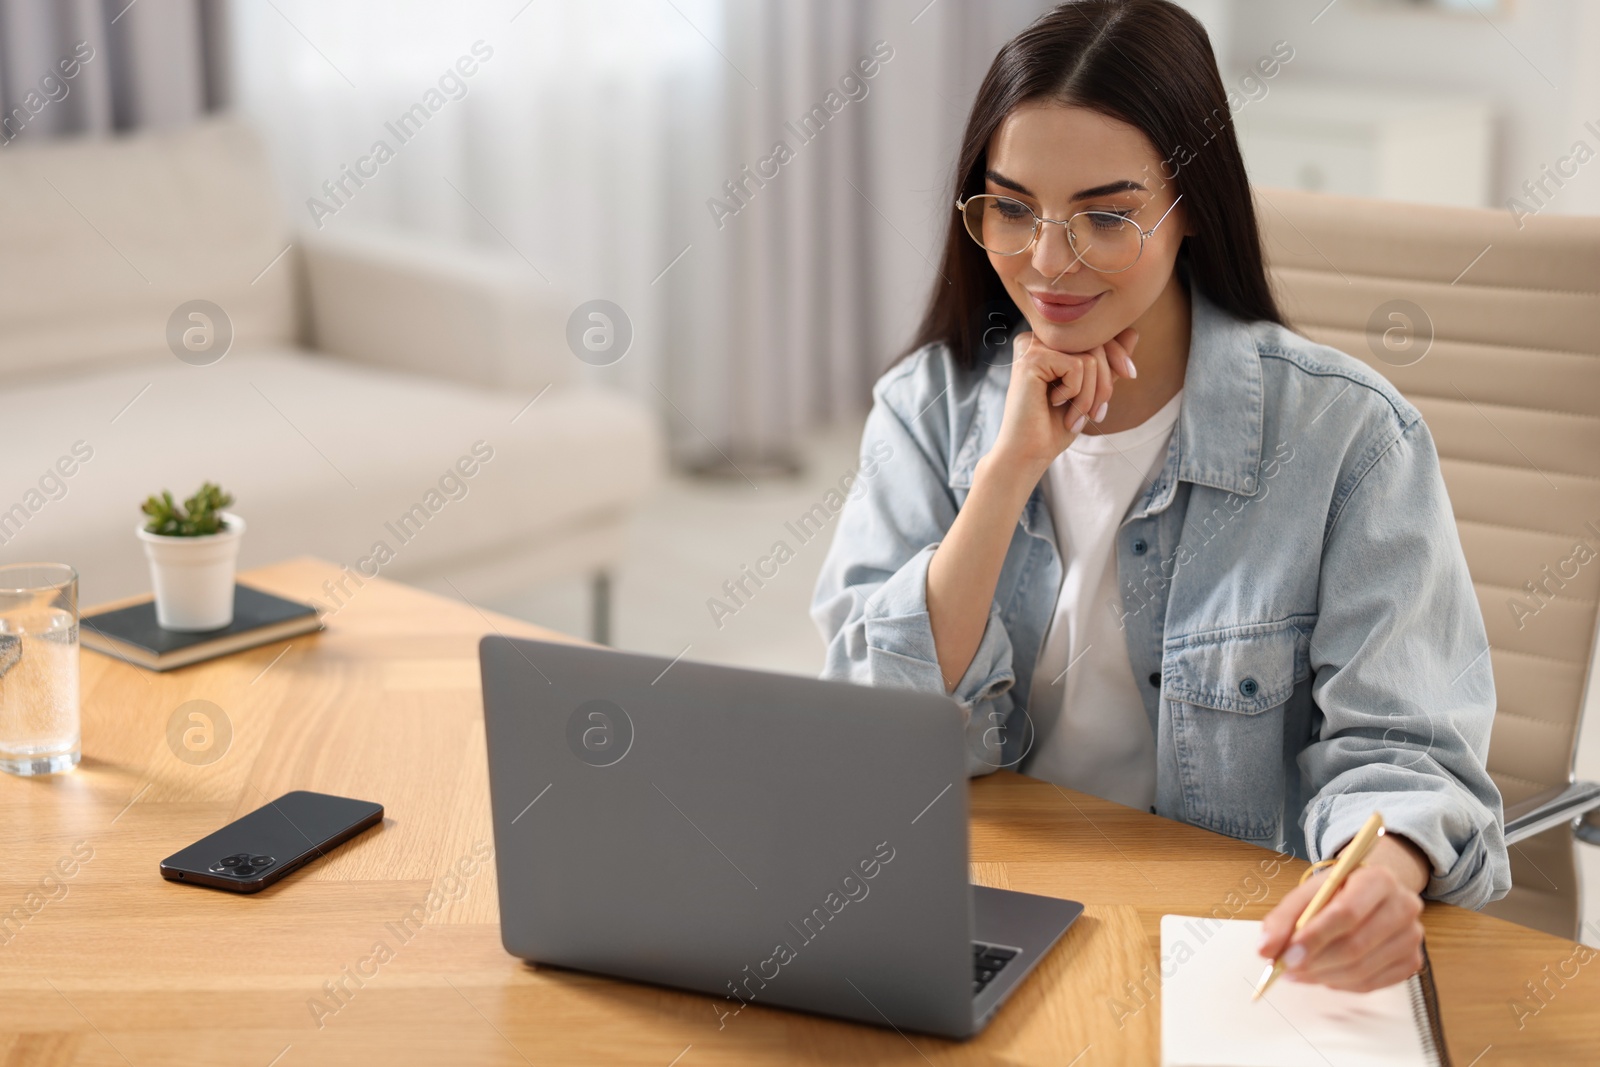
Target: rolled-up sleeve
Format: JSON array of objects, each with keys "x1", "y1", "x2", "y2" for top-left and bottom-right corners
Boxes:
[
  {"x1": 811, "y1": 355, "x2": 1019, "y2": 773},
  {"x1": 1298, "y1": 415, "x2": 1511, "y2": 908}
]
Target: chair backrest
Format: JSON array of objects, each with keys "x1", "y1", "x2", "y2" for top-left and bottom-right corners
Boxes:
[
  {"x1": 1254, "y1": 185, "x2": 1600, "y2": 823},
  {"x1": 0, "y1": 117, "x2": 297, "y2": 383}
]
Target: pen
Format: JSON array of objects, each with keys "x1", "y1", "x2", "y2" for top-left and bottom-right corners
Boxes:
[{"x1": 1252, "y1": 810, "x2": 1386, "y2": 1001}]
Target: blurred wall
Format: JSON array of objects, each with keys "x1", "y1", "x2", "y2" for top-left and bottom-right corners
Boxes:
[{"x1": 1228, "y1": 0, "x2": 1600, "y2": 215}]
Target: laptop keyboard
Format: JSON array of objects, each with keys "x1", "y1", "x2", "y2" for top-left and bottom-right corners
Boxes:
[{"x1": 972, "y1": 941, "x2": 1020, "y2": 996}]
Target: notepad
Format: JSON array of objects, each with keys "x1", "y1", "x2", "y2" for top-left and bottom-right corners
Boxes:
[{"x1": 1160, "y1": 915, "x2": 1448, "y2": 1067}]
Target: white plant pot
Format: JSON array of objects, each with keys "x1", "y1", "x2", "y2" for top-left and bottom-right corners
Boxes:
[{"x1": 136, "y1": 512, "x2": 245, "y2": 632}]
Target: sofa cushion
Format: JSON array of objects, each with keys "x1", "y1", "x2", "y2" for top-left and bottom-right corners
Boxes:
[
  {"x1": 301, "y1": 225, "x2": 577, "y2": 392},
  {"x1": 0, "y1": 346, "x2": 662, "y2": 606},
  {"x1": 0, "y1": 119, "x2": 297, "y2": 381}
]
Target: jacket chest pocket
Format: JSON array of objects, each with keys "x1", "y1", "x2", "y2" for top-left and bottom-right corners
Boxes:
[{"x1": 1163, "y1": 622, "x2": 1310, "y2": 842}]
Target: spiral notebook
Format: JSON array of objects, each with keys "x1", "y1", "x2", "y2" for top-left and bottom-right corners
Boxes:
[{"x1": 1161, "y1": 915, "x2": 1449, "y2": 1067}]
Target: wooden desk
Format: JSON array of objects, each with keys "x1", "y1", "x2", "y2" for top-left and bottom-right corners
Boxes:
[{"x1": 2, "y1": 558, "x2": 1595, "y2": 1065}]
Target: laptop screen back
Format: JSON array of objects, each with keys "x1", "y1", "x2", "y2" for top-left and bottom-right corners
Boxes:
[{"x1": 479, "y1": 635, "x2": 975, "y2": 1034}]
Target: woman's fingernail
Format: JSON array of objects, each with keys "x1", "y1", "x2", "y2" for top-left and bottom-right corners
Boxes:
[
  {"x1": 1070, "y1": 413, "x2": 1087, "y2": 433},
  {"x1": 1258, "y1": 929, "x2": 1273, "y2": 951},
  {"x1": 1094, "y1": 402, "x2": 1108, "y2": 422},
  {"x1": 1283, "y1": 945, "x2": 1307, "y2": 969},
  {"x1": 1124, "y1": 358, "x2": 1138, "y2": 379}
]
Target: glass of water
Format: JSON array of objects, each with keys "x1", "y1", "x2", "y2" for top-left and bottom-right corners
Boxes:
[{"x1": 0, "y1": 563, "x2": 80, "y2": 776}]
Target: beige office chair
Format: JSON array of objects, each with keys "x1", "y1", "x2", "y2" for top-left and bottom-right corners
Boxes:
[{"x1": 1254, "y1": 185, "x2": 1600, "y2": 940}]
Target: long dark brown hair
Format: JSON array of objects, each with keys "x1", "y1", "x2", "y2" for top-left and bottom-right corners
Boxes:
[{"x1": 904, "y1": 0, "x2": 1287, "y2": 369}]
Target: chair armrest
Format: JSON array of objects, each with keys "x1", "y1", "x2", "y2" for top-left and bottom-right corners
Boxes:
[
  {"x1": 1503, "y1": 781, "x2": 1600, "y2": 845},
  {"x1": 298, "y1": 226, "x2": 572, "y2": 390}
]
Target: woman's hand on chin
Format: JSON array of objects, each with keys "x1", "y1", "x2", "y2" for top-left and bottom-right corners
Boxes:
[
  {"x1": 988, "y1": 326, "x2": 1139, "y2": 482},
  {"x1": 1257, "y1": 834, "x2": 1430, "y2": 993}
]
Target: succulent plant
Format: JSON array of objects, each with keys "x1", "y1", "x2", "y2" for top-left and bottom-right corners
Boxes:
[{"x1": 141, "y1": 481, "x2": 235, "y2": 537}]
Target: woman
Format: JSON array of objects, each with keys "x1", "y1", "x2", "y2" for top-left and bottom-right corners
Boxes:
[{"x1": 811, "y1": 0, "x2": 1509, "y2": 994}]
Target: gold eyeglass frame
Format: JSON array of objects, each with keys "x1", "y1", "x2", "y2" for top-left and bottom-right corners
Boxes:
[{"x1": 953, "y1": 191, "x2": 1185, "y2": 273}]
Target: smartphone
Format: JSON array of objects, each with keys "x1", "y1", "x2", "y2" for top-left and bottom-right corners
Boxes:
[{"x1": 160, "y1": 790, "x2": 383, "y2": 893}]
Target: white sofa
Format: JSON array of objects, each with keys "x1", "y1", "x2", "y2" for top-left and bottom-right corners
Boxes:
[{"x1": 0, "y1": 118, "x2": 663, "y2": 637}]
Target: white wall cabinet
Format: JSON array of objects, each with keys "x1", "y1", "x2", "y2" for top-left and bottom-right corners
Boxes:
[{"x1": 1234, "y1": 81, "x2": 1494, "y2": 207}]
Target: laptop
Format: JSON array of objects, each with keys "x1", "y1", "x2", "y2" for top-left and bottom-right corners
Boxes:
[{"x1": 478, "y1": 635, "x2": 1084, "y2": 1039}]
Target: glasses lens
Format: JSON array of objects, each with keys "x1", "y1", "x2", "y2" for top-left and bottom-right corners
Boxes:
[
  {"x1": 962, "y1": 196, "x2": 1035, "y2": 255},
  {"x1": 1068, "y1": 212, "x2": 1143, "y2": 272}
]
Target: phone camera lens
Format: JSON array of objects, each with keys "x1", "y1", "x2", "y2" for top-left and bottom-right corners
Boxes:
[{"x1": 205, "y1": 853, "x2": 276, "y2": 878}]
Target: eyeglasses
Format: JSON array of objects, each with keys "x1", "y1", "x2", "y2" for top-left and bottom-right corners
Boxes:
[{"x1": 954, "y1": 191, "x2": 1184, "y2": 273}]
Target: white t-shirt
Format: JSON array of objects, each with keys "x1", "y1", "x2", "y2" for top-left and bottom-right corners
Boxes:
[{"x1": 1021, "y1": 388, "x2": 1183, "y2": 810}]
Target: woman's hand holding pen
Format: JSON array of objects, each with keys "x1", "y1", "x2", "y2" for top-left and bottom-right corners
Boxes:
[{"x1": 1257, "y1": 833, "x2": 1430, "y2": 993}]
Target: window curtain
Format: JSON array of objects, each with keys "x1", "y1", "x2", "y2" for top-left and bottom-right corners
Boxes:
[
  {"x1": 0, "y1": 0, "x2": 227, "y2": 143},
  {"x1": 229, "y1": 0, "x2": 1059, "y2": 471}
]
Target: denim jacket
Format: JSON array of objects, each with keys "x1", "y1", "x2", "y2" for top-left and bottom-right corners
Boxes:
[{"x1": 811, "y1": 274, "x2": 1510, "y2": 909}]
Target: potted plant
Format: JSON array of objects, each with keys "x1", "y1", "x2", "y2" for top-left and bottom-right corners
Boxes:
[{"x1": 136, "y1": 482, "x2": 245, "y2": 631}]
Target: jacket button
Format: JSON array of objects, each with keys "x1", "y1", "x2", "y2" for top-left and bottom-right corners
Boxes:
[
  {"x1": 1131, "y1": 538, "x2": 1148, "y2": 555},
  {"x1": 1148, "y1": 671, "x2": 1160, "y2": 686},
  {"x1": 1239, "y1": 677, "x2": 1259, "y2": 697}
]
